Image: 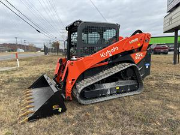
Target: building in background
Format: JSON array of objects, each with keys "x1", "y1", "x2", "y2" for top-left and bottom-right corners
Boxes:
[{"x1": 150, "y1": 36, "x2": 180, "y2": 51}]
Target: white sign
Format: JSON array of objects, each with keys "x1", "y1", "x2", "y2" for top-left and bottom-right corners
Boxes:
[
  {"x1": 164, "y1": 6, "x2": 180, "y2": 32},
  {"x1": 167, "y1": 0, "x2": 180, "y2": 12}
]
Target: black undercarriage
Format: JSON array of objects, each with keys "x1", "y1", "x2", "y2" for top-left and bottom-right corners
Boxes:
[
  {"x1": 81, "y1": 67, "x2": 138, "y2": 99},
  {"x1": 73, "y1": 63, "x2": 144, "y2": 104},
  {"x1": 76, "y1": 51, "x2": 151, "y2": 101}
]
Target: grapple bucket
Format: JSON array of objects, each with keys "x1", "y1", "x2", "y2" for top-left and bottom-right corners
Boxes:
[{"x1": 19, "y1": 74, "x2": 66, "y2": 124}]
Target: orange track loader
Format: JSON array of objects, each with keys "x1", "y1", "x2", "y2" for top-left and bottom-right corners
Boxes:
[{"x1": 19, "y1": 20, "x2": 151, "y2": 123}]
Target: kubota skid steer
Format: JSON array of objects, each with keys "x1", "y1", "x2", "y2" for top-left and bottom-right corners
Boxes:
[{"x1": 19, "y1": 20, "x2": 151, "y2": 123}]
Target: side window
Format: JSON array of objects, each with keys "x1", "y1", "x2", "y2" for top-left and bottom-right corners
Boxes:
[
  {"x1": 82, "y1": 26, "x2": 117, "y2": 45},
  {"x1": 80, "y1": 26, "x2": 117, "y2": 56},
  {"x1": 103, "y1": 29, "x2": 117, "y2": 44},
  {"x1": 82, "y1": 28, "x2": 100, "y2": 44},
  {"x1": 71, "y1": 32, "x2": 77, "y2": 46},
  {"x1": 70, "y1": 32, "x2": 77, "y2": 56}
]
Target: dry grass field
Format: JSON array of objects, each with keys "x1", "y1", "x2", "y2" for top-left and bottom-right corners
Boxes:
[{"x1": 0, "y1": 54, "x2": 180, "y2": 135}]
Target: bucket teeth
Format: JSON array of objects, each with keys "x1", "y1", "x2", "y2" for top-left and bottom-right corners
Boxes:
[
  {"x1": 26, "y1": 97, "x2": 33, "y2": 101},
  {"x1": 21, "y1": 93, "x2": 33, "y2": 102},
  {"x1": 21, "y1": 97, "x2": 33, "y2": 102},
  {"x1": 19, "y1": 110, "x2": 35, "y2": 118},
  {"x1": 19, "y1": 75, "x2": 67, "y2": 124},
  {"x1": 19, "y1": 117, "x2": 28, "y2": 124},
  {"x1": 19, "y1": 92, "x2": 35, "y2": 124},
  {"x1": 21, "y1": 101, "x2": 34, "y2": 107},
  {"x1": 21, "y1": 105, "x2": 34, "y2": 112},
  {"x1": 24, "y1": 93, "x2": 32, "y2": 98},
  {"x1": 24, "y1": 90, "x2": 32, "y2": 95}
]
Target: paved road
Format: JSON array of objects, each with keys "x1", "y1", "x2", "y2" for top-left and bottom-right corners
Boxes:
[
  {"x1": 0, "y1": 52, "x2": 44, "y2": 61},
  {"x1": 0, "y1": 67, "x2": 17, "y2": 71}
]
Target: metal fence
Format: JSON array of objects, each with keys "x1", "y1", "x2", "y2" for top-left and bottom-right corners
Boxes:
[{"x1": 44, "y1": 45, "x2": 66, "y2": 56}]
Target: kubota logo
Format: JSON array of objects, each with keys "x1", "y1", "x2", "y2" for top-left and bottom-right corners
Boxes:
[
  {"x1": 135, "y1": 53, "x2": 143, "y2": 60},
  {"x1": 129, "y1": 38, "x2": 138, "y2": 44},
  {"x1": 100, "y1": 47, "x2": 119, "y2": 58}
]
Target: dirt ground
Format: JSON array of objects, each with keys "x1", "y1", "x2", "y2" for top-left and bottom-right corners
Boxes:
[{"x1": 0, "y1": 54, "x2": 180, "y2": 135}]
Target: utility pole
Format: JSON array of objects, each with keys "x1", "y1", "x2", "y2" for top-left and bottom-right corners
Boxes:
[
  {"x1": 49, "y1": 40, "x2": 51, "y2": 53},
  {"x1": 15, "y1": 37, "x2": 17, "y2": 51},
  {"x1": 55, "y1": 37, "x2": 59, "y2": 55},
  {"x1": 173, "y1": 30, "x2": 178, "y2": 65},
  {"x1": 15, "y1": 37, "x2": 17, "y2": 44},
  {"x1": 49, "y1": 40, "x2": 51, "y2": 47},
  {"x1": 178, "y1": 43, "x2": 180, "y2": 63},
  {"x1": 24, "y1": 40, "x2": 26, "y2": 52}
]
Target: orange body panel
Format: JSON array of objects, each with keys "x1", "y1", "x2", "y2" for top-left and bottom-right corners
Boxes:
[
  {"x1": 57, "y1": 33, "x2": 151, "y2": 99},
  {"x1": 130, "y1": 51, "x2": 147, "y2": 64},
  {"x1": 54, "y1": 58, "x2": 67, "y2": 83}
]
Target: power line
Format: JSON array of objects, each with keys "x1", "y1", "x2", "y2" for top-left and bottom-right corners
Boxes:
[
  {"x1": 0, "y1": 3, "x2": 51, "y2": 46},
  {"x1": 0, "y1": 1, "x2": 40, "y2": 33},
  {"x1": 0, "y1": 2, "x2": 22, "y2": 34},
  {"x1": 45, "y1": 0, "x2": 66, "y2": 40},
  {"x1": 21, "y1": 0, "x2": 66, "y2": 41},
  {"x1": 5, "y1": 0, "x2": 55, "y2": 39},
  {"x1": 89, "y1": 0, "x2": 107, "y2": 22},
  {"x1": 22, "y1": 0, "x2": 59, "y2": 36},
  {"x1": 1, "y1": 0, "x2": 67, "y2": 42},
  {"x1": 36, "y1": 0, "x2": 66, "y2": 41},
  {"x1": 47, "y1": 0, "x2": 64, "y2": 27},
  {"x1": 20, "y1": 0, "x2": 66, "y2": 41},
  {"x1": 0, "y1": 0, "x2": 53, "y2": 39},
  {"x1": 19, "y1": 0, "x2": 56, "y2": 35},
  {"x1": 37, "y1": 0, "x2": 60, "y2": 34},
  {"x1": 39, "y1": 0, "x2": 66, "y2": 41}
]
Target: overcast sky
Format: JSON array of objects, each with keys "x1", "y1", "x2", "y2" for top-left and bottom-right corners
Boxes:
[{"x1": 0, "y1": 0, "x2": 172, "y2": 48}]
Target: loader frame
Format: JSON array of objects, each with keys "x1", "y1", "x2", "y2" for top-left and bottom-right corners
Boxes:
[
  {"x1": 54, "y1": 21, "x2": 151, "y2": 100},
  {"x1": 20, "y1": 20, "x2": 151, "y2": 123}
]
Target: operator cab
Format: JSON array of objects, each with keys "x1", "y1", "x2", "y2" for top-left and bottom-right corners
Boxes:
[{"x1": 66, "y1": 20, "x2": 120, "y2": 60}]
